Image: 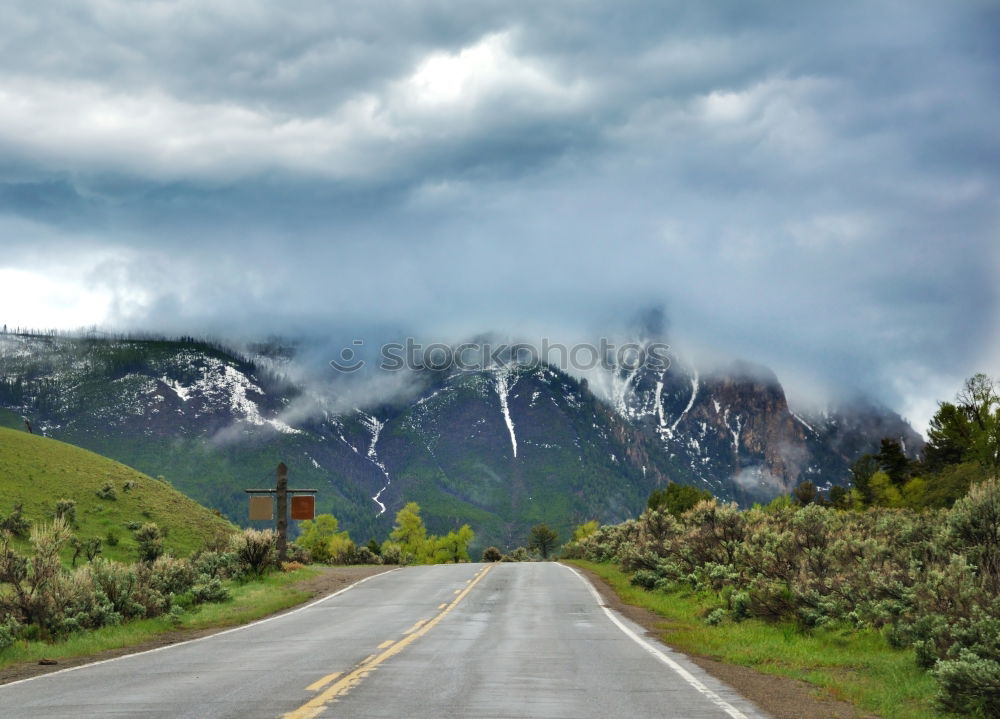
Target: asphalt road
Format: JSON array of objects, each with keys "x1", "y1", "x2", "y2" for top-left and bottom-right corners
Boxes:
[{"x1": 0, "y1": 563, "x2": 769, "y2": 718}]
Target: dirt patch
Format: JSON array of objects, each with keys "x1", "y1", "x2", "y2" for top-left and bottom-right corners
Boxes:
[
  {"x1": 570, "y1": 563, "x2": 878, "y2": 719},
  {"x1": 0, "y1": 564, "x2": 391, "y2": 686}
]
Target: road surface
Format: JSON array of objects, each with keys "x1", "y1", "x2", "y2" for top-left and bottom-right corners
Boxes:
[{"x1": 0, "y1": 562, "x2": 769, "y2": 718}]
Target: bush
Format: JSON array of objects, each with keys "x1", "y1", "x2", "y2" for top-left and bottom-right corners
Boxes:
[
  {"x1": 351, "y1": 546, "x2": 382, "y2": 565},
  {"x1": 1, "y1": 502, "x2": 32, "y2": 538},
  {"x1": 933, "y1": 650, "x2": 1000, "y2": 718},
  {"x1": 96, "y1": 483, "x2": 117, "y2": 501},
  {"x1": 481, "y1": 546, "x2": 503, "y2": 562},
  {"x1": 146, "y1": 556, "x2": 197, "y2": 596},
  {"x1": 192, "y1": 550, "x2": 236, "y2": 580},
  {"x1": 0, "y1": 617, "x2": 20, "y2": 651},
  {"x1": 285, "y1": 543, "x2": 311, "y2": 565},
  {"x1": 134, "y1": 523, "x2": 164, "y2": 563},
  {"x1": 0, "y1": 518, "x2": 73, "y2": 635},
  {"x1": 501, "y1": 547, "x2": 531, "y2": 562},
  {"x1": 379, "y1": 542, "x2": 406, "y2": 565},
  {"x1": 54, "y1": 499, "x2": 76, "y2": 527},
  {"x1": 84, "y1": 558, "x2": 146, "y2": 621},
  {"x1": 191, "y1": 576, "x2": 230, "y2": 604},
  {"x1": 229, "y1": 529, "x2": 276, "y2": 577}
]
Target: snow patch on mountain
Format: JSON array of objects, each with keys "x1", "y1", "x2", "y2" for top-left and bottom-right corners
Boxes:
[
  {"x1": 493, "y1": 366, "x2": 518, "y2": 458},
  {"x1": 359, "y1": 411, "x2": 392, "y2": 515},
  {"x1": 671, "y1": 368, "x2": 699, "y2": 431}
]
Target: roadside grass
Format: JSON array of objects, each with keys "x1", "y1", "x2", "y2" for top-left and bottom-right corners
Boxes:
[
  {"x1": 0, "y1": 566, "x2": 321, "y2": 672},
  {"x1": 568, "y1": 560, "x2": 946, "y2": 719}
]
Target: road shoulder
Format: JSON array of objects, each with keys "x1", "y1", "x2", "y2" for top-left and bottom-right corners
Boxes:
[
  {"x1": 568, "y1": 562, "x2": 876, "y2": 719},
  {"x1": 0, "y1": 565, "x2": 391, "y2": 686}
]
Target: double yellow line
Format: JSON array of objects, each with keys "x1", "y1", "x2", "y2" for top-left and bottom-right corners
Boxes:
[{"x1": 283, "y1": 565, "x2": 493, "y2": 719}]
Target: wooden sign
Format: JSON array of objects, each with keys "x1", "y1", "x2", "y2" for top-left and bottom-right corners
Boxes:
[
  {"x1": 290, "y1": 495, "x2": 315, "y2": 521},
  {"x1": 249, "y1": 495, "x2": 273, "y2": 521}
]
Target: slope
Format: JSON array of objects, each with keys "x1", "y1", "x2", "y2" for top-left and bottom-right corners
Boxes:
[{"x1": 0, "y1": 427, "x2": 234, "y2": 560}]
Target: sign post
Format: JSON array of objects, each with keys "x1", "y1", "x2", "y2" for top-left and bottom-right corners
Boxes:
[{"x1": 245, "y1": 463, "x2": 317, "y2": 562}]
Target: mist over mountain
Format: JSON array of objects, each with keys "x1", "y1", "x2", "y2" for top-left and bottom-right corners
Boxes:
[{"x1": 0, "y1": 330, "x2": 921, "y2": 548}]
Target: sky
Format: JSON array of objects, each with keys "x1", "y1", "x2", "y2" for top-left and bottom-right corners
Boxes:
[{"x1": 1, "y1": 0, "x2": 998, "y2": 431}]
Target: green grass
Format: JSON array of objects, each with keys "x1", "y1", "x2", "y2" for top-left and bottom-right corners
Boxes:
[
  {"x1": 568, "y1": 560, "x2": 946, "y2": 719},
  {"x1": 0, "y1": 567, "x2": 322, "y2": 670},
  {"x1": 0, "y1": 427, "x2": 235, "y2": 561}
]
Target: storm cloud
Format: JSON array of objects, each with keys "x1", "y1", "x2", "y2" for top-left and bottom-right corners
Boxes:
[{"x1": 1, "y1": 0, "x2": 998, "y2": 431}]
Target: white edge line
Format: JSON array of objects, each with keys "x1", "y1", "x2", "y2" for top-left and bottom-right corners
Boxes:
[
  {"x1": 0, "y1": 567, "x2": 402, "y2": 690},
  {"x1": 559, "y1": 563, "x2": 752, "y2": 719}
]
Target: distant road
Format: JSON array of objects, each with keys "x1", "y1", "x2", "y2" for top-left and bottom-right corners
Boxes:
[{"x1": 0, "y1": 563, "x2": 768, "y2": 718}]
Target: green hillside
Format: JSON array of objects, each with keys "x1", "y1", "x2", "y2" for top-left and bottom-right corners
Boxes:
[{"x1": 0, "y1": 427, "x2": 234, "y2": 561}]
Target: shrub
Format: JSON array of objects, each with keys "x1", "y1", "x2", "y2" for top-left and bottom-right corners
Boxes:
[
  {"x1": 84, "y1": 558, "x2": 146, "y2": 621},
  {"x1": 351, "y1": 546, "x2": 382, "y2": 565},
  {"x1": 191, "y1": 577, "x2": 230, "y2": 604},
  {"x1": 229, "y1": 529, "x2": 276, "y2": 577},
  {"x1": 704, "y1": 608, "x2": 726, "y2": 626},
  {"x1": 281, "y1": 561, "x2": 305, "y2": 572},
  {"x1": 1, "y1": 502, "x2": 32, "y2": 538},
  {"x1": 192, "y1": 550, "x2": 236, "y2": 579},
  {"x1": 146, "y1": 556, "x2": 197, "y2": 596},
  {"x1": 285, "y1": 543, "x2": 311, "y2": 565},
  {"x1": 379, "y1": 542, "x2": 406, "y2": 565},
  {"x1": 933, "y1": 650, "x2": 1000, "y2": 718},
  {"x1": 54, "y1": 499, "x2": 76, "y2": 527},
  {"x1": 134, "y1": 523, "x2": 164, "y2": 563},
  {"x1": 105, "y1": 530, "x2": 119, "y2": 547},
  {"x1": 481, "y1": 546, "x2": 503, "y2": 562},
  {"x1": 0, "y1": 617, "x2": 20, "y2": 651},
  {"x1": 96, "y1": 483, "x2": 117, "y2": 501},
  {"x1": 501, "y1": 547, "x2": 531, "y2": 562},
  {"x1": 947, "y1": 478, "x2": 1000, "y2": 593},
  {"x1": 630, "y1": 569, "x2": 659, "y2": 589},
  {"x1": 0, "y1": 518, "x2": 73, "y2": 635}
]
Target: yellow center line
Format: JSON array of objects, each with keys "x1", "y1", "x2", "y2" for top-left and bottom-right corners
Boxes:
[
  {"x1": 437, "y1": 603, "x2": 447, "y2": 609},
  {"x1": 305, "y1": 672, "x2": 342, "y2": 692},
  {"x1": 283, "y1": 565, "x2": 493, "y2": 719},
  {"x1": 376, "y1": 640, "x2": 395, "y2": 649},
  {"x1": 402, "y1": 619, "x2": 427, "y2": 635}
]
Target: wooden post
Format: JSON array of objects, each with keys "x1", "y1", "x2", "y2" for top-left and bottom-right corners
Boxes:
[{"x1": 276, "y1": 462, "x2": 288, "y2": 562}]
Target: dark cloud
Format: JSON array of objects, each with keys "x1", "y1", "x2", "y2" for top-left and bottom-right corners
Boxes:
[{"x1": 0, "y1": 0, "x2": 998, "y2": 430}]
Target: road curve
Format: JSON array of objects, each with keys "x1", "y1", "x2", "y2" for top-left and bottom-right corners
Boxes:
[{"x1": 0, "y1": 563, "x2": 769, "y2": 718}]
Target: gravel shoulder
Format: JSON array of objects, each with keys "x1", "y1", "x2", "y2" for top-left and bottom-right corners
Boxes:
[{"x1": 0, "y1": 564, "x2": 391, "y2": 686}]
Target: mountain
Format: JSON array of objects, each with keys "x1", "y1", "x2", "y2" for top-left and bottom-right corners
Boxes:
[
  {"x1": 0, "y1": 331, "x2": 921, "y2": 548},
  {"x1": 603, "y1": 355, "x2": 922, "y2": 502},
  {"x1": 0, "y1": 425, "x2": 234, "y2": 560}
]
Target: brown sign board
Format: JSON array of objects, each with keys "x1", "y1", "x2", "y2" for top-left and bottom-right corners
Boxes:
[
  {"x1": 290, "y1": 495, "x2": 315, "y2": 521},
  {"x1": 249, "y1": 495, "x2": 273, "y2": 521}
]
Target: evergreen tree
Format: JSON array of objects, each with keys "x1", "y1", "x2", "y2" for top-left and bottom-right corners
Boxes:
[
  {"x1": 849, "y1": 454, "x2": 879, "y2": 504},
  {"x1": 876, "y1": 438, "x2": 911, "y2": 486},
  {"x1": 527, "y1": 524, "x2": 559, "y2": 559},
  {"x1": 924, "y1": 402, "x2": 974, "y2": 472}
]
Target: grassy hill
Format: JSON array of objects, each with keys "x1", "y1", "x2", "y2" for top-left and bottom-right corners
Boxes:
[{"x1": 0, "y1": 427, "x2": 234, "y2": 561}]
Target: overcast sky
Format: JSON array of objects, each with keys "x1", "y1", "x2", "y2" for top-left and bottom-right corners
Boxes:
[{"x1": 1, "y1": 0, "x2": 998, "y2": 430}]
